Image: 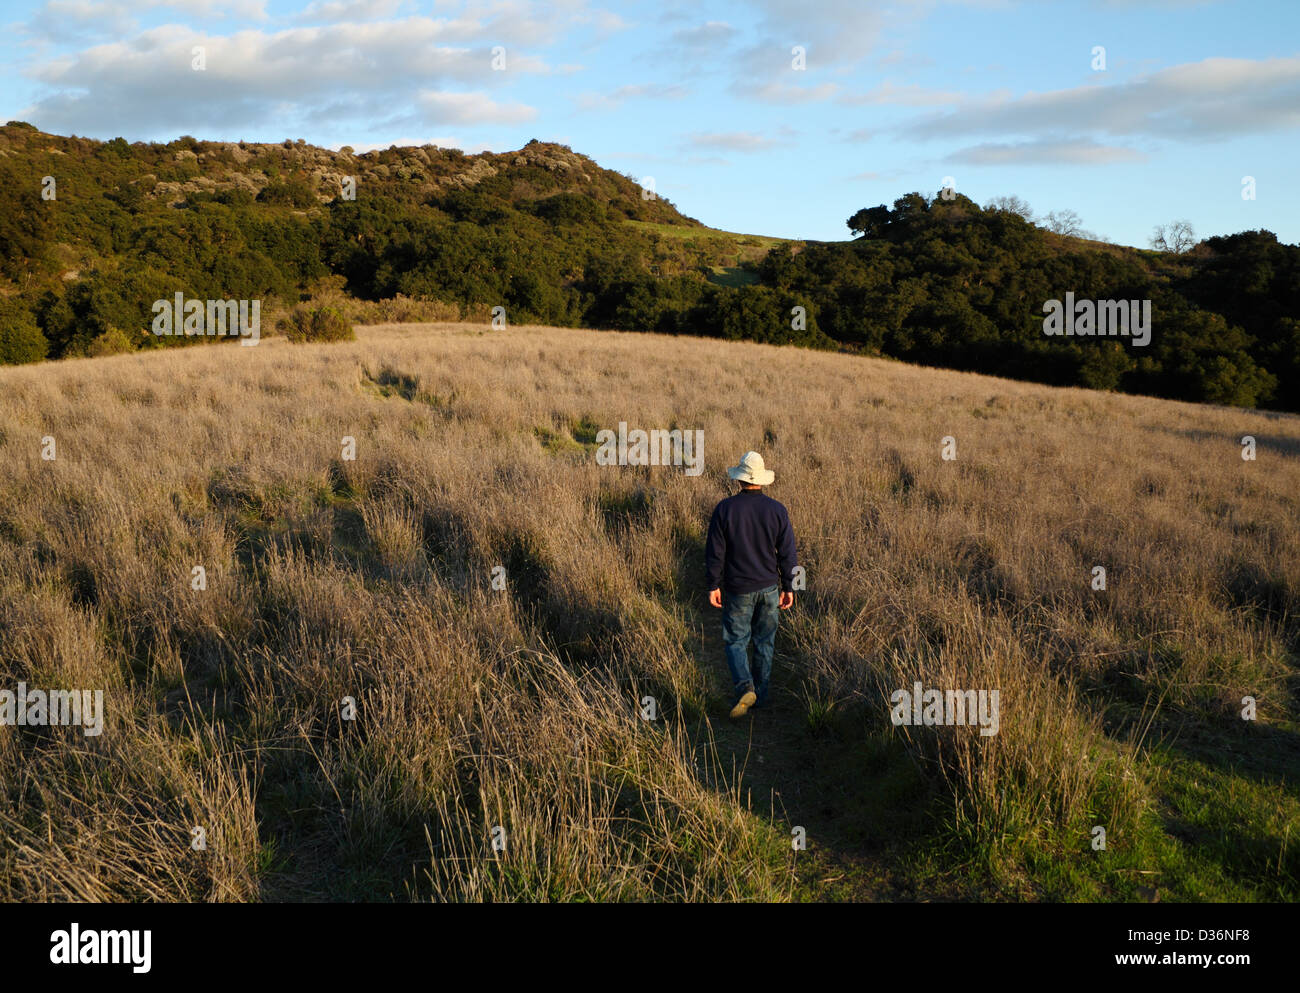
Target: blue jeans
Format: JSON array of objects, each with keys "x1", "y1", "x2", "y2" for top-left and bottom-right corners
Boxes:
[{"x1": 722, "y1": 585, "x2": 780, "y2": 706}]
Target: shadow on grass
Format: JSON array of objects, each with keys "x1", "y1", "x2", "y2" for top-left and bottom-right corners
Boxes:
[{"x1": 668, "y1": 527, "x2": 970, "y2": 900}]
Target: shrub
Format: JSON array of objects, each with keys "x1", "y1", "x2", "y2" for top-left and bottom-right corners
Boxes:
[
  {"x1": 257, "y1": 178, "x2": 319, "y2": 208},
  {"x1": 0, "y1": 298, "x2": 49, "y2": 364},
  {"x1": 531, "y1": 192, "x2": 607, "y2": 225},
  {"x1": 85, "y1": 326, "x2": 137, "y2": 358},
  {"x1": 277, "y1": 305, "x2": 355, "y2": 343}
]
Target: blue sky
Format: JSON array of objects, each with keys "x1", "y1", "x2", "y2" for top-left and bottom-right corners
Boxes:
[{"x1": 2, "y1": 0, "x2": 1297, "y2": 246}]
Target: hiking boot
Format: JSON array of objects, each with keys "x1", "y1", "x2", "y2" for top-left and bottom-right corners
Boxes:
[{"x1": 730, "y1": 690, "x2": 757, "y2": 719}]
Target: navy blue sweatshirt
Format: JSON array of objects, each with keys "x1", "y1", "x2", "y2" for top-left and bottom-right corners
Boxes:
[{"x1": 704, "y1": 489, "x2": 798, "y2": 594}]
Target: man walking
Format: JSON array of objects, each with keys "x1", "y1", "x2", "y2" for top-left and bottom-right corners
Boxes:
[{"x1": 705, "y1": 451, "x2": 797, "y2": 719}]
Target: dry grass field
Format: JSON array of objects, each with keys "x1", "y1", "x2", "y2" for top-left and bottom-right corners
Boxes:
[{"x1": 1, "y1": 322, "x2": 1297, "y2": 901}]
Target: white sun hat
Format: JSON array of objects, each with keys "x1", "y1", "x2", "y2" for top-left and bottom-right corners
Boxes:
[{"x1": 727, "y1": 450, "x2": 775, "y2": 486}]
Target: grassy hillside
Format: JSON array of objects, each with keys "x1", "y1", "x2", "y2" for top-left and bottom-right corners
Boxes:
[
  {"x1": 0, "y1": 121, "x2": 790, "y2": 359},
  {"x1": 1, "y1": 324, "x2": 1296, "y2": 901},
  {"x1": 6, "y1": 122, "x2": 1297, "y2": 413}
]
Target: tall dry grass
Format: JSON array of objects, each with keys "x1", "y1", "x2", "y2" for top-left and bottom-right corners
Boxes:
[{"x1": 1, "y1": 323, "x2": 1297, "y2": 900}]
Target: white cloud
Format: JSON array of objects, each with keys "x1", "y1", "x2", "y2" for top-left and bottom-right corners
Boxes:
[
  {"x1": 21, "y1": 1, "x2": 137, "y2": 44},
  {"x1": 905, "y1": 56, "x2": 1300, "y2": 141},
  {"x1": 838, "y1": 81, "x2": 970, "y2": 108},
  {"x1": 735, "y1": 0, "x2": 886, "y2": 67},
  {"x1": 570, "y1": 6, "x2": 633, "y2": 40},
  {"x1": 416, "y1": 90, "x2": 537, "y2": 124},
  {"x1": 669, "y1": 20, "x2": 739, "y2": 52},
  {"x1": 19, "y1": 17, "x2": 550, "y2": 135},
  {"x1": 730, "y1": 79, "x2": 839, "y2": 103},
  {"x1": 295, "y1": 0, "x2": 410, "y2": 23},
  {"x1": 946, "y1": 138, "x2": 1148, "y2": 165},
  {"x1": 22, "y1": 0, "x2": 269, "y2": 43},
  {"x1": 574, "y1": 83, "x2": 688, "y2": 111},
  {"x1": 685, "y1": 131, "x2": 776, "y2": 151}
]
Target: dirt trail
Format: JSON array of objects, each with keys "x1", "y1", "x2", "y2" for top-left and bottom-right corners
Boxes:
[{"x1": 684, "y1": 609, "x2": 912, "y2": 901}]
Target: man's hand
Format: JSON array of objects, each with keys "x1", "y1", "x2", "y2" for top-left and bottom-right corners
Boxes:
[
  {"x1": 708, "y1": 588, "x2": 723, "y2": 609},
  {"x1": 779, "y1": 591, "x2": 794, "y2": 610}
]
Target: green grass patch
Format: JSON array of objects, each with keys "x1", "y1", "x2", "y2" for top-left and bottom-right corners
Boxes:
[
  {"x1": 706, "y1": 266, "x2": 759, "y2": 288},
  {"x1": 534, "y1": 415, "x2": 603, "y2": 457}
]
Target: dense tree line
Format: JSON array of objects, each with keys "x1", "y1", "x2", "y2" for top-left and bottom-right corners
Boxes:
[
  {"x1": 781, "y1": 193, "x2": 1290, "y2": 408},
  {"x1": 0, "y1": 123, "x2": 1294, "y2": 410}
]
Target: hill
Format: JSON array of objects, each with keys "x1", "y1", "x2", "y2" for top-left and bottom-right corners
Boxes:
[
  {"x1": 0, "y1": 121, "x2": 796, "y2": 358},
  {"x1": 1, "y1": 323, "x2": 1296, "y2": 901},
  {"x1": 0, "y1": 122, "x2": 1297, "y2": 410}
]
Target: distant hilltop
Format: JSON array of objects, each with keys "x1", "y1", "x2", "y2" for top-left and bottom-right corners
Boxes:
[{"x1": 0, "y1": 121, "x2": 699, "y2": 221}]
